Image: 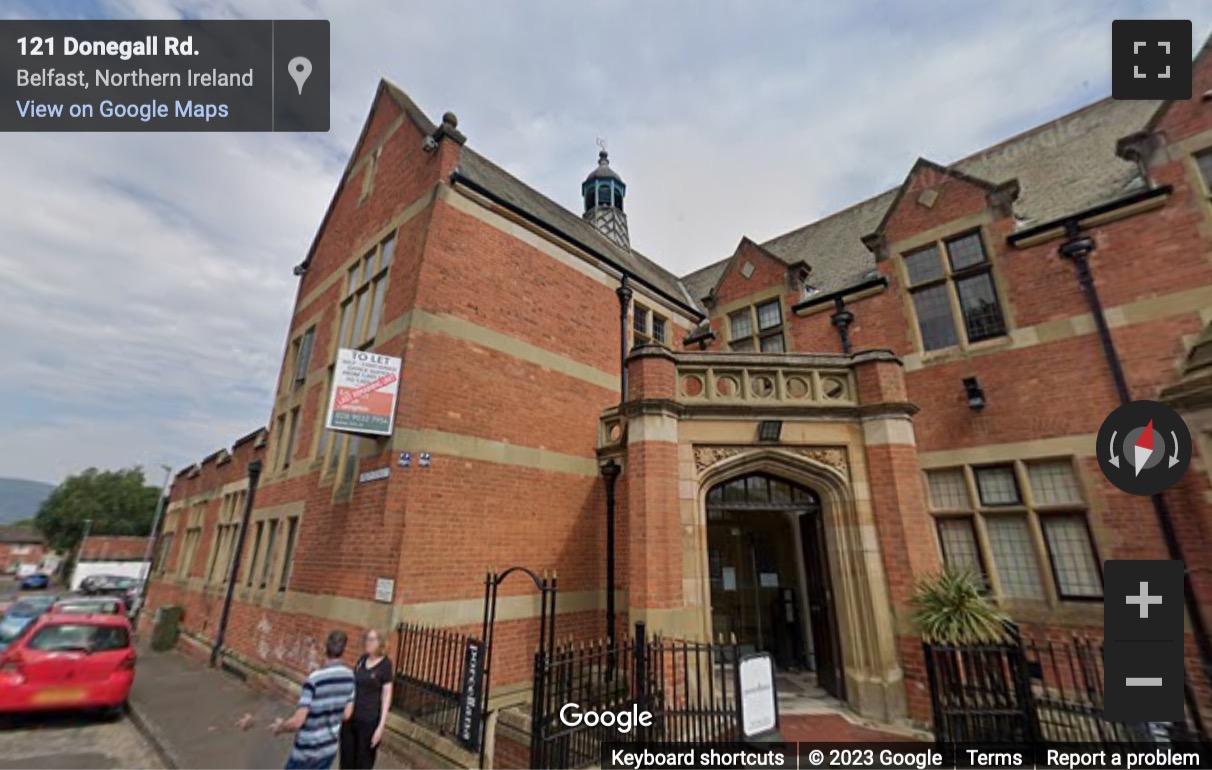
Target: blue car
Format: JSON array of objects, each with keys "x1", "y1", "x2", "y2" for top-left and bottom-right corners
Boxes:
[
  {"x1": 18, "y1": 573, "x2": 50, "y2": 590},
  {"x1": 0, "y1": 595, "x2": 58, "y2": 651}
]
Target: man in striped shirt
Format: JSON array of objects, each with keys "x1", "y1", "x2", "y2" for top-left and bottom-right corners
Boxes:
[{"x1": 272, "y1": 630, "x2": 356, "y2": 769}]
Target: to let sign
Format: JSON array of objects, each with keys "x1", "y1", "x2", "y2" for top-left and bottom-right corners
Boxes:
[{"x1": 456, "y1": 639, "x2": 485, "y2": 750}]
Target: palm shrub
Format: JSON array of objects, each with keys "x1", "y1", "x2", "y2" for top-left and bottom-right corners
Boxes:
[{"x1": 910, "y1": 568, "x2": 1009, "y2": 645}]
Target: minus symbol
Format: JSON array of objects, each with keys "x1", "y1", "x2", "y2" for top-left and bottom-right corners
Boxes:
[{"x1": 1126, "y1": 677, "x2": 1163, "y2": 687}]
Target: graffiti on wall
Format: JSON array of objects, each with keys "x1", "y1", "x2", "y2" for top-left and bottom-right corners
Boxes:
[{"x1": 253, "y1": 613, "x2": 320, "y2": 673}]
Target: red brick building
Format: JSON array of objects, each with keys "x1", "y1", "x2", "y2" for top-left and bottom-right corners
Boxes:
[
  {"x1": 0, "y1": 526, "x2": 47, "y2": 576},
  {"x1": 145, "y1": 40, "x2": 1212, "y2": 742}
]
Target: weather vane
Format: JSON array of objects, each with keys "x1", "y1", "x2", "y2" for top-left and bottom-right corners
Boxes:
[{"x1": 596, "y1": 137, "x2": 607, "y2": 154}]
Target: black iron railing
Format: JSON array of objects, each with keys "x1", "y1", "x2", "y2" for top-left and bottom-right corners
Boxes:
[
  {"x1": 924, "y1": 624, "x2": 1201, "y2": 748},
  {"x1": 392, "y1": 621, "x2": 475, "y2": 737},
  {"x1": 531, "y1": 622, "x2": 742, "y2": 769}
]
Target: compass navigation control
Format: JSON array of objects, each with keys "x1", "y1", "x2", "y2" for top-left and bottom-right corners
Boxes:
[{"x1": 1097, "y1": 400, "x2": 1191, "y2": 497}]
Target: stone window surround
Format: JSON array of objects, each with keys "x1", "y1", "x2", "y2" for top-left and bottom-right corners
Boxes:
[
  {"x1": 926, "y1": 457, "x2": 1104, "y2": 608},
  {"x1": 310, "y1": 230, "x2": 399, "y2": 500},
  {"x1": 633, "y1": 302, "x2": 669, "y2": 347},
  {"x1": 895, "y1": 223, "x2": 1011, "y2": 357},
  {"x1": 726, "y1": 297, "x2": 787, "y2": 353},
  {"x1": 235, "y1": 504, "x2": 305, "y2": 608}
]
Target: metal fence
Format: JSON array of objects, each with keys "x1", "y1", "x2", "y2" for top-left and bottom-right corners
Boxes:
[
  {"x1": 530, "y1": 622, "x2": 742, "y2": 769},
  {"x1": 924, "y1": 624, "x2": 1201, "y2": 747},
  {"x1": 391, "y1": 621, "x2": 476, "y2": 738}
]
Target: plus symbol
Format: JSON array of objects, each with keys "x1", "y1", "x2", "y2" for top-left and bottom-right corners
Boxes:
[{"x1": 1126, "y1": 581, "x2": 1163, "y2": 619}]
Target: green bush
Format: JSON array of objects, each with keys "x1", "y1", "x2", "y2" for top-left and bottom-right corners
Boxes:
[{"x1": 911, "y1": 568, "x2": 1009, "y2": 645}]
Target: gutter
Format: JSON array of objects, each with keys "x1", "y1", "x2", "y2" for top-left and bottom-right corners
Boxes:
[
  {"x1": 791, "y1": 275, "x2": 889, "y2": 313},
  {"x1": 1007, "y1": 185, "x2": 1172, "y2": 248},
  {"x1": 449, "y1": 170, "x2": 704, "y2": 321}
]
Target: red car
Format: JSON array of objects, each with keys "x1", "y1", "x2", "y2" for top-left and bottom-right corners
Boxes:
[{"x1": 0, "y1": 611, "x2": 136, "y2": 715}]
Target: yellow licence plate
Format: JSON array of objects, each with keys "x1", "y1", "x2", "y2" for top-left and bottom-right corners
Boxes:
[{"x1": 32, "y1": 687, "x2": 86, "y2": 705}]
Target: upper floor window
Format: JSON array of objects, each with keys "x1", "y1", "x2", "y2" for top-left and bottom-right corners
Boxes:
[
  {"x1": 903, "y1": 231, "x2": 1006, "y2": 352},
  {"x1": 927, "y1": 458, "x2": 1102, "y2": 603},
  {"x1": 1196, "y1": 151, "x2": 1212, "y2": 194},
  {"x1": 728, "y1": 299, "x2": 785, "y2": 353},
  {"x1": 336, "y1": 234, "x2": 395, "y2": 352},
  {"x1": 292, "y1": 327, "x2": 315, "y2": 386},
  {"x1": 633, "y1": 304, "x2": 668, "y2": 346}
]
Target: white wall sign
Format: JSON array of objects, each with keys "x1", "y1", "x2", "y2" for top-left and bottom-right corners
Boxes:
[
  {"x1": 760, "y1": 573, "x2": 780, "y2": 588},
  {"x1": 374, "y1": 578, "x2": 395, "y2": 603},
  {"x1": 326, "y1": 349, "x2": 403, "y2": 436},
  {"x1": 359, "y1": 467, "x2": 390, "y2": 484},
  {"x1": 738, "y1": 653, "x2": 778, "y2": 738}
]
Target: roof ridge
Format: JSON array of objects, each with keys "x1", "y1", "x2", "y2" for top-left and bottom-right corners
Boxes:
[{"x1": 458, "y1": 145, "x2": 692, "y2": 296}]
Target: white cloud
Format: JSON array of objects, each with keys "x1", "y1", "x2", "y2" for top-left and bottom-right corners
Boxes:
[{"x1": 2, "y1": 0, "x2": 1211, "y2": 483}]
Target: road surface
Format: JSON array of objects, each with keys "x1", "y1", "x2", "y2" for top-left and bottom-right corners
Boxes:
[{"x1": 0, "y1": 710, "x2": 161, "y2": 769}]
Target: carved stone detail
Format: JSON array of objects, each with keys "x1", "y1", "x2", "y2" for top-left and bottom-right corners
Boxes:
[
  {"x1": 693, "y1": 446, "x2": 744, "y2": 473},
  {"x1": 786, "y1": 447, "x2": 849, "y2": 478},
  {"x1": 693, "y1": 445, "x2": 849, "y2": 478}
]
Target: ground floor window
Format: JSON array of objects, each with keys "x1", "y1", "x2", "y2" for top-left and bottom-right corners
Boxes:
[{"x1": 926, "y1": 458, "x2": 1103, "y2": 602}]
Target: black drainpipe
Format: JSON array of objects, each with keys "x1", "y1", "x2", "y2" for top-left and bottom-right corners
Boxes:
[
  {"x1": 1059, "y1": 223, "x2": 1212, "y2": 735},
  {"x1": 604, "y1": 275, "x2": 632, "y2": 665},
  {"x1": 616, "y1": 275, "x2": 633, "y2": 401},
  {"x1": 211, "y1": 459, "x2": 263, "y2": 668}
]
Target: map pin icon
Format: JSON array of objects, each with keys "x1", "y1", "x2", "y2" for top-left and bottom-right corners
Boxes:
[{"x1": 288, "y1": 56, "x2": 312, "y2": 95}]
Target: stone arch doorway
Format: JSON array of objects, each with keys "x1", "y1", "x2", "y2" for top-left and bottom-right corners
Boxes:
[
  {"x1": 705, "y1": 472, "x2": 845, "y2": 699},
  {"x1": 695, "y1": 447, "x2": 905, "y2": 721}
]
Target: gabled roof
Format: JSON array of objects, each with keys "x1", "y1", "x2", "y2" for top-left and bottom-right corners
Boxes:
[
  {"x1": 865, "y1": 157, "x2": 1008, "y2": 240},
  {"x1": 681, "y1": 96, "x2": 1158, "y2": 298},
  {"x1": 374, "y1": 81, "x2": 702, "y2": 316},
  {"x1": 455, "y1": 148, "x2": 698, "y2": 313}
]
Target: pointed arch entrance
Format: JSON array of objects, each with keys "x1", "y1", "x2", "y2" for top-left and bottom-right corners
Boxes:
[{"x1": 705, "y1": 472, "x2": 845, "y2": 698}]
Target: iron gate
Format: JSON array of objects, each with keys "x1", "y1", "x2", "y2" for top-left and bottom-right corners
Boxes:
[
  {"x1": 924, "y1": 623, "x2": 1202, "y2": 747},
  {"x1": 531, "y1": 622, "x2": 743, "y2": 769}
]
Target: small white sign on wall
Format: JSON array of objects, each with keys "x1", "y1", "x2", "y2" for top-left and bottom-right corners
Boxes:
[{"x1": 374, "y1": 578, "x2": 394, "y2": 603}]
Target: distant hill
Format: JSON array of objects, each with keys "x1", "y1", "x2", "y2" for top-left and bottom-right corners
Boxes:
[{"x1": 0, "y1": 477, "x2": 56, "y2": 525}]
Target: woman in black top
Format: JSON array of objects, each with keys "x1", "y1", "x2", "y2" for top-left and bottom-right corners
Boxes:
[{"x1": 339, "y1": 629, "x2": 394, "y2": 769}]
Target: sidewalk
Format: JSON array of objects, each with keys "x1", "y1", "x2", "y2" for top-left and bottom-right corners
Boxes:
[{"x1": 129, "y1": 647, "x2": 410, "y2": 769}]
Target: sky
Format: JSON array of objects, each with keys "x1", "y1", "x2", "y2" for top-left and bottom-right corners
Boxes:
[{"x1": 1, "y1": 0, "x2": 1211, "y2": 486}]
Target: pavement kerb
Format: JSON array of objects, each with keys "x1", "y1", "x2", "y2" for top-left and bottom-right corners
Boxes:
[{"x1": 125, "y1": 698, "x2": 183, "y2": 770}]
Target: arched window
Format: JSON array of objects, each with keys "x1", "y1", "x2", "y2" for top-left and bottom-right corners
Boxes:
[{"x1": 706, "y1": 473, "x2": 818, "y2": 512}]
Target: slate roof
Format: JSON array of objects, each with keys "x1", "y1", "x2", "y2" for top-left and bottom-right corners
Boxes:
[
  {"x1": 382, "y1": 83, "x2": 698, "y2": 314},
  {"x1": 681, "y1": 97, "x2": 1160, "y2": 301},
  {"x1": 381, "y1": 79, "x2": 1161, "y2": 312}
]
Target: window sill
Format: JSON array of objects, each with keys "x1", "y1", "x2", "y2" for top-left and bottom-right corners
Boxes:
[
  {"x1": 918, "y1": 334, "x2": 1013, "y2": 366},
  {"x1": 996, "y1": 598, "x2": 1104, "y2": 627}
]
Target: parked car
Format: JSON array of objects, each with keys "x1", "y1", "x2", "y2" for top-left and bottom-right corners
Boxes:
[
  {"x1": 120, "y1": 582, "x2": 143, "y2": 618},
  {"x1": 79, "y1": 575, "x2": 122, "y2": 595},
  {"x1": 19, "y1": 573, "x2": 50, "y2": 591},
  {"x1": 52, "y1": 596, "x2": 127, "y2": 616},
  {"x1": 0, "y1": 595, "x2": 59, "y2": 652},
  {"x1": 0, "y1": 611, "x2": 136, "y2": 715},
  {"x1": 89, "y1": 576, "x2": 138, "y2": 598}
]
